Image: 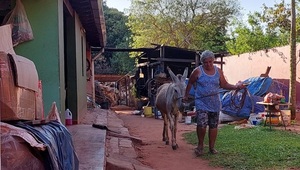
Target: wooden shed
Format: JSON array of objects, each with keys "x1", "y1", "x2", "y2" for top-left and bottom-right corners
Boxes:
[{"x1": 133, "y1": 44, "x2": 229, "y2": 106}]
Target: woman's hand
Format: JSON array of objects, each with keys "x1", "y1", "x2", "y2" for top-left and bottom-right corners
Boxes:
[
  {"x1": 235, "y1": 81, "x2": 248, "y2": 90},
  {"x1": 183, "y1": 95, "x2": 189, "y2": 102}
]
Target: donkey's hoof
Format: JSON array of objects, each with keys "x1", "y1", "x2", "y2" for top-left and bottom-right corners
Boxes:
[
  {"x1": 165, "y1": 141, "x2": 169, "y2": 145},
  {"x1": 172, "y1": 144, "x2": 178, "y2": 150},
  {"x1": 162, "y1": 138, "x2": 166, "y2": 142}
]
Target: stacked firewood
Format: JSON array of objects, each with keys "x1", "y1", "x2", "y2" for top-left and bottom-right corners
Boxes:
[{"x1": 95, "y1": 82, "x2": 119, "y2": 106}]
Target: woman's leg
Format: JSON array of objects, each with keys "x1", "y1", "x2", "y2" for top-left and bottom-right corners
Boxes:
[{"x1": 208, "y1": 112, "x2": 219, "y2": 154}]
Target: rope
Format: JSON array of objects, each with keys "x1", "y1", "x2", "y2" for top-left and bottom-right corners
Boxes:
[{"x1": 230, "y1": 88, "x2": 254, "y2": 113}]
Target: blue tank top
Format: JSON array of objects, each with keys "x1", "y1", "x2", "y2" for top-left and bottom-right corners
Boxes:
[{"x1": 194, "y1": 65, "x2": 221, "y2": 112}]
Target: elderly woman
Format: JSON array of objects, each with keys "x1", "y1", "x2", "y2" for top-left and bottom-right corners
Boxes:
[{"x1": 184, "y1": 50, "x2": 245, "y2": 156}]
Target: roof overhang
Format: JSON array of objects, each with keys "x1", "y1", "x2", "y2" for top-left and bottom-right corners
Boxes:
[{"x1": 69, "y1": 0, "x2": 106, "y2": 47}]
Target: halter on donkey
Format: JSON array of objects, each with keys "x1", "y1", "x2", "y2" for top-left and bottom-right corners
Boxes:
[{"x1": 155, "y1": 67, "x2": 188, "y2": 150}]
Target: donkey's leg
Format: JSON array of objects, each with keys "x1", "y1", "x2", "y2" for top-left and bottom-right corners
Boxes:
[
  {"x1": 167, "y1": 112, "x2": 177, "y2": 150},
  {"x1": 172, "y1": 112, "x2": 179, "y2": 150},
  {"x1": 162, "y1": 112, "x2": 169, "y2": 145}
]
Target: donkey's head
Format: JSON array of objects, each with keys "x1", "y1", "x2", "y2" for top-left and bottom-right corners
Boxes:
[{"x1": 166, "y1": 67, "x2": 188, "y2": 112}]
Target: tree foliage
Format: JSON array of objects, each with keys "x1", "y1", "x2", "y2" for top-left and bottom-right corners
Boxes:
[
  {"x1": 226, "y1": 0, "x2": 300, "y2": 55},
  {"x1": 226, "y1": 16, "x2": 289, "y2": 54},
  {"x1": 127, "y1": 0, "x2": 241, "y2": 52},
  {"x1": 104, "y1": 4, "x2": 131, "y2": 49},
  {"x1": 95, "y1": 2, "x2": 135, "y2": 75}
]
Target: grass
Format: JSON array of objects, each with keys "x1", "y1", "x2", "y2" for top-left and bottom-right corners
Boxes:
[{"x1": 183, "y1": 124, "x2": 300, "y2": 170}]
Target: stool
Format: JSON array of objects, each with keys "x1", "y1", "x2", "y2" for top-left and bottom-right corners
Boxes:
[
  {"x1": 264, "y1": 107, "x2": 286, "y2": 130},
  {"x1": 257, "y1": 102, "x2": 291, "y2": 130}
]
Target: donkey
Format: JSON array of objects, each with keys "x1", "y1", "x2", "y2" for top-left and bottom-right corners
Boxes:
[{"x1": 155, "y1": 67, "x2": 188, "y2": 150}]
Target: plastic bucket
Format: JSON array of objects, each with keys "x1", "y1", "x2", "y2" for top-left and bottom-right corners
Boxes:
[
  {"x1": 185, "y1": 116, "x2": 192, "y2": 124},
  {"x1": 144, "y1": 106, "x2": 152, "y2": 117},
  {"x1": 154, "y1": 107, "x2": 162, "y2": 119},
  {"x1": 265, "y1": 115, "x2": 280, "y2": 125},
  {"x1": 158, "y1": 111, "x2": 162, "y2": 119},
  {"x1": 100, "y1": 102, "x2": 109, "y2": 109},
  {"x1": 249, "y1": 114, "x2": 257, "y2": 125},
  {"x1": 281, "y1": 110, "x2": 291, "y2": 126},
  {"x1": 249, "y1": 113, "x2": 262, "y2": 125}
]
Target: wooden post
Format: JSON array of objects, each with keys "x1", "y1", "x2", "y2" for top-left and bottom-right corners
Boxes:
[{"x1": 195, "y1": 52, "x2": 200, "y2": 67}]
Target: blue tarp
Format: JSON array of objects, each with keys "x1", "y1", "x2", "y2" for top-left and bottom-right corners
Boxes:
[
  {"x1": 221, "y1": 89, "x2": 264, "y2": 117},
  {"x1": 14, "y1": 121, "x2": 79, "y2": 170},
  {"x1": 186, "y1": 76, "x2": 288, "y2": 118},
  {"x1": 243, "y1": 77, "x2": 273, "y2": 96},
  {"x1": 221, "y1": 77, "x2": 288, "y2": 117}
]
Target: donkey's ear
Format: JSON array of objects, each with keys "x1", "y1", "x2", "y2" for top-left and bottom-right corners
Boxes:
[
  {"x1": 182, "y1": 67, "x2": 188, "y2": 80},
  {"x1": 167, "y1": 67, "x2": 178, "y2": 82}
]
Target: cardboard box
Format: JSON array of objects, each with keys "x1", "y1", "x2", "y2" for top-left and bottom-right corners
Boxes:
[
  {"x1": 35, "y1": 80, "x2": 44, "y2": 120},
  {"x1": 0, "y1": 52, "x2": 37, "y2": 120},
  {"x1": 0, "y1": 24, "x2": 15, "y2": 54}
]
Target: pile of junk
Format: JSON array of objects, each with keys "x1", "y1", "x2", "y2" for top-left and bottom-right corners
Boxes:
[
  {"x1": 184, "y1": 70, "x2": 290, "y2": 126},
  {"x1": 0, "y1": 53, "x2": 79, "y2": 170},
  {"x1": 1, "y1": 25, "x2": 78, "y2": 170}
]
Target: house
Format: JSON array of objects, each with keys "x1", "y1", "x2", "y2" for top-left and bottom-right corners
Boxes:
[{"x1": 0, "y1": 0, "x2": 106, "y2": 124}]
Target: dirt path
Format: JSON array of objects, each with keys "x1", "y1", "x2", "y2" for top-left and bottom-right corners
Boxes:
[{"x1": 114, "y1": 110, "x2": 223, "y2": 170}]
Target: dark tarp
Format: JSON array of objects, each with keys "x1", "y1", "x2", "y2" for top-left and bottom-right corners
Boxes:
[{"x1": 13, "y1": 121, "x2": 79, "y2": 170}]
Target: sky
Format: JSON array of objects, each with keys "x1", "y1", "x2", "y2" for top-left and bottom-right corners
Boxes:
[{"x1": 106, "y1": 0, "x2": 280, "y2": 15}]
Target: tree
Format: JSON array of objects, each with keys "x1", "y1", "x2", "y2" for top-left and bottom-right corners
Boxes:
[
  {"x1": 226, "y1": 14, "x2": 289, "y2": 55},
  {"x1": 225, "y1": 0, "x2": 300, "y2": 55},
  {"x1": 127, "y1": 0, "x2": 241, "y2": 52},
  {"x1": 95, "y1": 2, "x2": 135, "y2": 75},
  {"x1": 103, "y1": 4, "x2": 131, "y2": 50}
]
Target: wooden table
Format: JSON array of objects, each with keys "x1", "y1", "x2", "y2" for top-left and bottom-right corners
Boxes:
[{"x1": 256, "y1": 102, "x2": 291, "y2": 130}]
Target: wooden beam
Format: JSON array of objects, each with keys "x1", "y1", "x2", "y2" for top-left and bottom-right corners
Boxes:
[
  {"x1": 137, "y1": 61, "x2": 161, "y2": 67},
  {"x1": 95, "y1": 74, "x2": 127, "y2": 82},
  {"x1": 149, "y1": 58, "x2": 194, "y2": 63}
]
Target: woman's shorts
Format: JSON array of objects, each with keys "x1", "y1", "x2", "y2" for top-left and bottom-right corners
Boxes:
[{"x1": 196, "y1": 110, "x2": 219, "y2": 128}]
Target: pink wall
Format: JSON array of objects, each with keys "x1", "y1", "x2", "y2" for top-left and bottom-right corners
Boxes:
[{"x1": 218, "y1": 44, "x2": 300, "y2": 109}]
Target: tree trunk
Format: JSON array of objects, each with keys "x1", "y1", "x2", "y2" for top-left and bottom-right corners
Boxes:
[{"x1": 289, "y1": 0, "x2": 297, "y2": 120}]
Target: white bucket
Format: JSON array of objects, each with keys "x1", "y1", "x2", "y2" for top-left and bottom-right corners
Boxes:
[
  {"x1": 157, "y1": 111, "x2": 162, "y2": 119},
  {"x1": 280, "y1": 110, "x2": 291, "y2": 126},
  {"x1": 185, "y1": 116, "x2": 192, "y2": 124},
  {"x1": 249, "y1": 113, "x2": 262, "y2": 125}
]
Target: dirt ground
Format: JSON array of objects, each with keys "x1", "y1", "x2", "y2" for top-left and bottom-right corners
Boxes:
[
  {"x1": 113, "y1": 108, "x2": 223, "y2": 170},
  {"x1": 112, "y1": 106, "x2": 300, "y2": 170}
]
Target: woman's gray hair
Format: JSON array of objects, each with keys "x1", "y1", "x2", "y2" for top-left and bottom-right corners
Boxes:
[{"x1": 200, "y1": 50, "x2": 215, "y2": 63}]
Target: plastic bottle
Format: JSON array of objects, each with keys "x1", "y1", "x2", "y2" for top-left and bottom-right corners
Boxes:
[{"x1": 65, "y1": 109, "x2": 73, "y2": 125}]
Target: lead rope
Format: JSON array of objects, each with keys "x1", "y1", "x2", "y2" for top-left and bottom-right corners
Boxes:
[{"x1": 230, "y1": 88, "x2": 253, "y2": 113}]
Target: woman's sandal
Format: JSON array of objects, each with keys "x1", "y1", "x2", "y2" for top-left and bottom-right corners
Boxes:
[
  {"x1": 194, "y1": 148, "x2": 204, "y2": 157},
  {"x1": 209, "y1": 148, "x2": 218, "y2": 154}
]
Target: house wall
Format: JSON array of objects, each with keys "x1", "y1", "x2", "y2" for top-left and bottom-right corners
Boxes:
[
  {"x1": 14, "y1": 0, "x2": 65, "y2": 116},
  {"x1": 14, "y1": 0, "x2": 88, "y2": 123},
  {"x1": 219, "y1": 44, "x2": 300, "y2": 109},
  {"x1": 74, "y1": 13, "x2": 87, "y2": 123}
]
